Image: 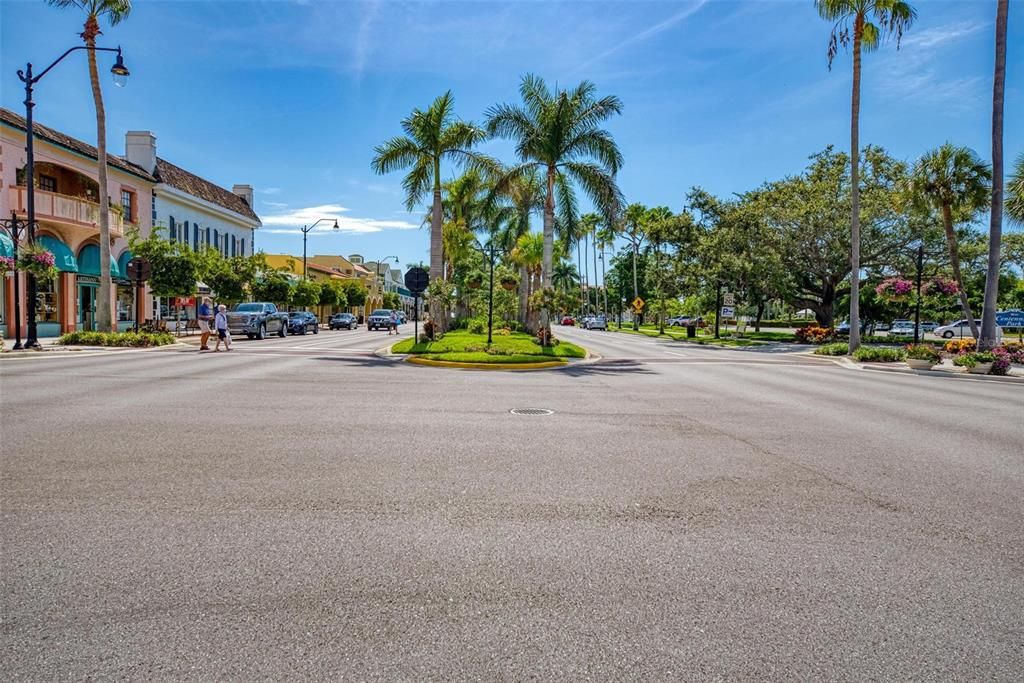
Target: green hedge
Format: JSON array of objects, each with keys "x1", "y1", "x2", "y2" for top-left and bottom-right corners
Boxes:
[
  {"x1": 852, "y1": 346, "x2": 906, "y2": 363},
  {"x1": 58, "y1": 331, "x2": 176, "y2": 347},
  {"x1": 814, "y1": 342, "x2": 849, "y2": 356}
]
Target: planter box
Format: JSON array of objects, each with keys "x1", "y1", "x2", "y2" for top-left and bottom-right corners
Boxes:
[
  {"x1": 906, "y1": 358, "x2": 936, "y2": 370},
  {"x1": 967, "y1": 362, "x2": 993, "y2": 375}
]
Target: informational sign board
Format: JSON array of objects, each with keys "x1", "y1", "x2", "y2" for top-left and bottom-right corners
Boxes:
[
  {"x1": 996, "y1": 309, "x2": 1024, "y2": 327},
  {"x1": 722, "y1": 293, "x2": 735, "y2": 307},
  {"x1": 176, "y1": 296, "x2": 195, "y2": 307},
  {"x1": 721, "y1": 306, "x2": 735, "y2": 318}
]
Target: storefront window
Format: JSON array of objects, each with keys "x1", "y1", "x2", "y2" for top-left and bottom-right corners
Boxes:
[
  {"x1": 36, "y1": 278, "x2": 59, "y2": 323},
  {"x1": 117, "y1": 284, "x2": 134, "y2": 322}
]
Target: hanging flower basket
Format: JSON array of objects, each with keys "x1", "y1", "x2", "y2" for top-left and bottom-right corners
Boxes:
[
  {"x1": 499, "y1": 276, "x2": 519, "y2": 291},
  {"x1": 875, "y1": 277, "x2": 913, "y2": 302},
  {"x1": 466, "y1": 274, "x2": 483, "y2": 290},
  {"x1": 0, "y1": 255, "x2": 15, "y2": 274},
  {"x1": 17, "y1": 244, "x2": 59, "y2": 282},
  {"x1": 922, "y1": 277, "x2": 959, "y2": 297}
]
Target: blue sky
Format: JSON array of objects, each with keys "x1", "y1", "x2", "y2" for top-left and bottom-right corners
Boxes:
[{"x1": 2, "y1": 0, "x2": 1019, "y2": 268}]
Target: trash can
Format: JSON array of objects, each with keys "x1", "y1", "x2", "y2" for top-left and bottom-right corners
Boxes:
[{"x1": 686, "y1": 324, "x2": 697, "y2": 338}]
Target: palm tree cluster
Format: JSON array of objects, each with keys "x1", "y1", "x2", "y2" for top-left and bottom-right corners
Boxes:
[{"x1": 372, "y1": 75, "x2": 624, "y2": 340}]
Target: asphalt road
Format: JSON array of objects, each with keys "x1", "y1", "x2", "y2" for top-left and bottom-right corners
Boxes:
[{"x1": 1, "y1": 325, "x2": 1022, "y2": 680}]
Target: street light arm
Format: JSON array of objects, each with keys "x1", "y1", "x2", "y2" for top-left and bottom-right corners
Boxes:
[
  {"x1": 19, "y1": 45, "x2": 122, "y2": 84},
  {"x1": 301, "y1": 217, "x2": 336, "y2": 235}
]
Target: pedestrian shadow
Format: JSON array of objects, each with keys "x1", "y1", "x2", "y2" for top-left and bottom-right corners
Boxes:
[
  {"x1": 311, "y1": 356, "x2": 402, "y2": 368},
  {"x1": 658, "y1": 340, "x2": 815, "y2": 355},
  {"x1": 556, "y1": 359, "x2": 655, "y2": 376}
]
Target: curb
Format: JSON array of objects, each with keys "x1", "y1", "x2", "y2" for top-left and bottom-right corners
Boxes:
[{"x1": 404, "y1": 356, "x2": 568, "y2": 371}]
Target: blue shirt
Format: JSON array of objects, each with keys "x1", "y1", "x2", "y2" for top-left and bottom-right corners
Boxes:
[{"x1": 199, "y1": 303, "x2": 211, "y2": 320}]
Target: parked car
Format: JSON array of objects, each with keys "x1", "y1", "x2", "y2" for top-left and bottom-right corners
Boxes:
[
  {"x1": 329, "y1": 313, "x2": 357, "y2": 330},
  {"x1": 287, "y1": 311, "x2": 319, "y2": 335},
  {"x1": 585, "y1": 315, "x2": 607, "y2": 330},
  {"x1": 920, "y1": 321, "x2": 938, "y2": 333},
  {"x1": 579, "y1": 315, "x2": 595, "y2": 328},
  {"x1": 934, "y1": 319, "x2": 1002, "y2": 340},
  {"x1": 875, "y1": 322, "x2": 891, "y2": 332},
  {"x1": 836, "y1": 320, "x2": 850, "y2": 334},
  {"x1": 889, "y1": 321, "x2": 917, "y2": 337},
  {"x1": 561, "y1": 315, "x2": 575, "y2": 326},
  {"x1": 227, "y1": 302, "x2": 289, "y2": 340},
  {"x1": 367, "y1": 309, "x2": 395, "y2": 331}
]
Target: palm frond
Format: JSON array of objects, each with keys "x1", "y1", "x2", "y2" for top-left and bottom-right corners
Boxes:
[
  {"x1": 371, "y1": 136, "x2": 422, "y2": 175},
  {"x1": 563, "y1": 162, "x2": 623, "y2": 224},
  {"x1": 402, "y1": 158, "x2": 432, "y2": 212}
]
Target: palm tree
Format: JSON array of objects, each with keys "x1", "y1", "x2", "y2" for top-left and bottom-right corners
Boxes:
[
  {"x1": 579, "y1": 213, "x2": 601, "y2": 314},
  {"x1": 596, "y1": 223, "x2": 617, "y2": 314},
  {"x1": 816, "y1": 0, "x2": 916, "y2": 352},
  {"x1": 621, "y1": 203, "x2": 648, "y2": 330},
  {"x1": 1008, "y1": 153, "x2": 1024, "y2": 225},
  {"x1": 980, "y1": 0, "x2": 1009, "y2": 351},
  {"x1": 493, "y1": 170, "x2": 544, "y2": 327},
  {"x1": 511, "y1": 232, "x2": 544, "y2": 329},
  {"x1": 372, "y1": 91, "x2": 488, "y2": 329},
  {"x1": 909, "y1": 144, "x2": 992, "y2": 338},
  {"x1": 48, "y1": 0, "x2": 132, "y2": 332},
  {"x1": 486, "y1": 75, "x2": 624, "y2": 339},
  {"x1": 552, "y1": 261, "x2": 580, "y2": 292}
]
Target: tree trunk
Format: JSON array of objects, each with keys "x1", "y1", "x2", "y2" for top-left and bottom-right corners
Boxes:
[
  {"x1": 847, "y1": 19, "x2": 863, "y2": 353},
  {"x1": 600, "y1": 246, "x2": 608, "y2": 314},
  {"x1": 592, "y1": 229, "x2": 600, "y2": 314},
  {"x1": 980, "y1": 0, "x2": 1008, "y2": 350},
  {"x1": 631, "y1": 242, "x2": 639, "y2": 331},
  {"x1": 539, "y1": 167, "x2": 555, "y2": 343},
  {"x1": 86, "y1": 23, "x2": 113, "y2": 332},
  {"x1": 518, "y1": 264, "x2": 529, "y2": 328},
  {"x1": 430, "y1": 162, "x2": 445, "y2": 332},
  {"x1": 576, "y1": 239, "x2": 585, "y2": 315},
  {"x1": 942, "y1": 203, "x2": 979, "y2": 337},
  {"x1": 755, "y1": 300, "x2": 765, "y2": 332},
  {"x1": 582, "y1": 231, "x2": 590, "y2": 314}
]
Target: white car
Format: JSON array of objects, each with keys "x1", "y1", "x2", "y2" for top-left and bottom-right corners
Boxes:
[
  {"x1": 585, "y1": 315, "x2": 607, "y2": 330},
  {"x1": 933, "y1": 319, "x2": 1002, "y2": 340},
  {"x1": 889, "y1": 320, "x2": 916, "y2": 336}
]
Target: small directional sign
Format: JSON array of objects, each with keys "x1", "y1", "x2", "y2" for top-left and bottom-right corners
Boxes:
[
  {"x1": 722, "y1": 293, "x2": 735, "y2": 307},
  {"x1": 721, "y1": 306, "x2": 735, "y2": 318},
  {"x1": 632, "y1": 297, "x2": 645, "y2": 312}
]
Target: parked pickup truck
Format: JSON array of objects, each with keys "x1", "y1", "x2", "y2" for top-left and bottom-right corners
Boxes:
[{"x1": 226, "y1": 302, "x2": 289, "y2": 340}]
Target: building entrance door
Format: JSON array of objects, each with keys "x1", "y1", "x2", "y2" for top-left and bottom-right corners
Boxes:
[{"x1": 78, "y1": 283, "x2": 97, "y2": 331}]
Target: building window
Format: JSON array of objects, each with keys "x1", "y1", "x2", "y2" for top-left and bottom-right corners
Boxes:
[
  {"x1": 151, "y1": 190, "x2": 157, "y2": 223},
  {"x1": 35, "y1": 278, "x2": 59, "y2": 324},
  {"x1": 39, "y1": 175, "x2": 57, "y2": 193},
  {"x1": 240, "y1": 238, "x2": 245, "y2": 257},
  {"x1": 193, "y1": 224, "x2": 199, "y2": 247},
  {"x1": 168, "y1": 216, "x2": 176, "y2": 243},
  {"x1": 206, "y1": 227, "x2": 211, "y2": 246},
  {"x1": 231, "y1": 235, "x2": 237, "y2": 257},
  {"x1": 121, "y1": 190, "x2": 134, "y2": 222}
]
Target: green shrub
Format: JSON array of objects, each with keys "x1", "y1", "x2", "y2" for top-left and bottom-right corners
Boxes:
[
  {"x1": 852, "y1": 346, "x2": 906, "y2": 363},
  {"x1": 466, "y1": 317, "x2": 487, "y2": 335},
  {"x1": 815, "y1": 342, "x2": 849, "y2": 356},
  {"x1": 58, "y1": 331, "x2": 175, "y2": 347},
  {"x1": 905, "y1": 344, "x2": 941, "y2": 362}
]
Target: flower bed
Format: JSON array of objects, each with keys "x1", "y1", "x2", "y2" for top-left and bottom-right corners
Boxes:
[
  {"x1": 814, "y1": 342, "x2": 849, "y2": 356},
  {"x1": 392, "y1": 329, "x2": 585, "y2": 365},
  {"x1": 852, "y1": 346, "x2": 906, "y2": 363},
  {"x1": 58, "y1": 331, "x2": 176, "y2": 347},
  {"x1": 794, "y1": 325, "x2": 834, "y2": 344}
]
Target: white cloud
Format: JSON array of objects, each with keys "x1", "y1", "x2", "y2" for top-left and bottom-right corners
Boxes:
[
  {"x1": 901, "y1": 21, "x2": 987, "y2": 49},
  {"x1": 259, "y1": 203, "x2": 419, "y2": 235},
  {"x1": 260, "y1": 187, "x2": 281, "y2": 195},
  {"x1": 352, "y1": 0, "x2": 381, "y2": 79},
  {"x1": 574, "y1": 0, "x2": 708, "y2": 72}
]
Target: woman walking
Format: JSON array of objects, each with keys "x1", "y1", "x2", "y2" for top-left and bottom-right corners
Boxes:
[{"x1": 214, "y1": 304, "x2": 232, "y2": 352}]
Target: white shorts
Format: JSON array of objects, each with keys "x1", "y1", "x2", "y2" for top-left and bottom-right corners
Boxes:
[{"x1": 198, "y1": 320, "x2": 211, "y2": 333}]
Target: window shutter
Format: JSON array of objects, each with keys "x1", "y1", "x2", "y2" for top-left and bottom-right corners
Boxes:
[
  {"x1": 240, "y1": 238, "x2": 245, "y2": 257},
  {"x1": 194, "y1": 224, "x2": 199, "y2": 247},
  {"x1": 183, "y1": 221, "x2": 189, "y2": 247},
  {"x1": 206, "y1": 227, "x2": 211, "y2": 246},
  {"x1": 169, "y1": 216, "x2": 176, "y2": 243}
]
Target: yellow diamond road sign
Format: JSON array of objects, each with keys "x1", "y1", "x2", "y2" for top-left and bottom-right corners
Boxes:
[{"x1": 632, "y1": 297, "x2": 645, "y2": 311}]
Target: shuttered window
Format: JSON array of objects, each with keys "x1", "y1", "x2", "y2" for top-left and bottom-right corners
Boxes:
[
  {"x1": 194, "y1": 224, "x2": 199, "y2": 247},
  {"x1": 240, "y1": 238, "x2": 245, "y2": 257},
  {"x1": 168, "y1": 216, "x2": 176, "y2": 243}
]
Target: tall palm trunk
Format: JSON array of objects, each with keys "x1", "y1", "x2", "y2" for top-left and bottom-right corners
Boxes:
[
  {"x1": 582, "y1": 232, "x2": 590, "y2": 314},
  {"x1": 847, "y1": 17, "x2": 863, "y2": 353},
  {"x1": 600, "y1": 246, "x2": 608, "y2": 314},
  {"x1": 430, "y1": 161, "x2": 445, "y2": 332},
  {"x1": 942, "y1": 204, "x2": 979, "y2": 337},
  {"x1": 576, "y1": 239, "x2": 585, "y2": 314},
  {"x1": 631, "y1": 243, "x2": 639, "y2": 331},
  {"x1": 592, "y1": 231, "x2": 599, "y2": 313},
  {"x1": 540, "y1": 168, "x2": 555, "y2": 342},
  {"x1": 518, "y1": 265, "x2": 529, "y2": 327},
  {"x1": 85, "y1": 18, "x2": 113, "y2": 332},
  {"x1": 980, "y1": 0, "x2": 1008, "y2": 350}
]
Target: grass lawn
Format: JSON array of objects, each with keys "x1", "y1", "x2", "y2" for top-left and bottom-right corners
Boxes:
[{"x1": 392, "y1": 330, "x2": 586, "y2": 364}]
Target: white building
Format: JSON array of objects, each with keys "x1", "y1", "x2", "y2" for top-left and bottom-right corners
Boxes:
[{"x1": 124, "y1": 131, "x2": 260, "y2": 259}]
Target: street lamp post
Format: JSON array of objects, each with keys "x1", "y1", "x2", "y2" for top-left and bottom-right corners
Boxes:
[
  {"x1": 0, "y1": 212, "x2": 29, "y2": 349},
  {"x1": 17, "y1": 45, "x2": 129, "y2": 348},
  {"x1": 913, "y1": 242, "x2": 925, "y2": 345},
  {"x1": 474, "y1": 241, "x2": 498, "y2": 346},
  {"x1": 300, "y1": 218, "x2": 339, "y2": 279}
]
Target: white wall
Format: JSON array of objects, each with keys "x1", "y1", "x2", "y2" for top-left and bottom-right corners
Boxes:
[{"x1": 154, "y1": 190, "x2": 256, "y2": 258}]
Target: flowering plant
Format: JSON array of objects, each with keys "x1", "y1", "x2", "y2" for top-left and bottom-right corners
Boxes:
[
  {"x1": 944, "y1": 338, "x2": 975, "y2": 354},
  {"x1": 16, "y1": 244, "x2": 59, "y2": 281},
  {"x1": 795, "y1": 325, "x2": 834, "y2": 344},
  {"x1": 990, "y1": 348, "x2": 1012, "y2": 376},
  {"x1": 875, "y1": 277, "x2": 914, "y2": 301},
  {"x1": 923, "y1": 277, "x2": 959, "y2": 296},
  {"x1": 0, "y1": 255, "x2": 15, "y2": 271}
]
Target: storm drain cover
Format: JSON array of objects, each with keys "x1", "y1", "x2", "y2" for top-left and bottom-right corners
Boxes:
[{"x1": 510, "y1": 408, "x2": 554, "y2": 416}]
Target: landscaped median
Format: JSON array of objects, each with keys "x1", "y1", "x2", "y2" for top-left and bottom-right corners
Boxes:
[
  {"x1": 390, "y1": 330, "x2": 586, "y2": 369},
  {"x1": 58, "y1": 331, "x2": 177, "y2": 348}
]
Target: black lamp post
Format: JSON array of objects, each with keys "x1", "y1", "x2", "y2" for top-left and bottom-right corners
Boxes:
[
  {"x1": 473, "y1": 240, "x2": 499, "y2": 346},
  {"x1": 0, "y1": 212, "x2": 29, "y2": 349},
  {"x1": 300, "y1": 218, "x2": 339, "y2": 279},
  {"x1": 913, "y1": 241, "x2": 925, "y2": 345},
  {"x1": 17, "y1": 45, "x2": 128, "y2": 348}
]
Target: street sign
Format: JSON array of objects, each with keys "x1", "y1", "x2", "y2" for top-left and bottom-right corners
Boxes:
[
  {"x1": 722, "y1": 293, "x2": 735, "y2": 307},
  {"x1": 125, "y1": 256, "x2": 151, "y2": 282},
  {"x1": 721, "y1": 306, "x2": 735, "y2": 318},
  {"x1": 404, "y1": 267, "x2": 429, "y2": 294},
  {"x1": 632, "y1": 296, "x2": 645, "y2": 312},
  {"x1": 996, "y1": 309, "x2": 1024, "y2": 327}
]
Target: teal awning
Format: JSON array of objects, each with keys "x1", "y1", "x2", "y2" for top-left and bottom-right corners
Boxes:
[
  {"x1": 37, "y1": 235, "x2": 78, "y2": 273},
  {"x1": 116, "y1": 250, "x2": 133, "y2": 277},
  {"x1": 0, "y1": 232, "x2": 13, "y2": 259},
  {"x1": 77, "y1": 244, "x2": 120, "y2": 278}
]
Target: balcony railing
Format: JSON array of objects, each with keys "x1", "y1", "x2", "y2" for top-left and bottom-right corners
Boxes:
[{"x1": 8, "y1": 185, "x2": 124, "y2": 236}]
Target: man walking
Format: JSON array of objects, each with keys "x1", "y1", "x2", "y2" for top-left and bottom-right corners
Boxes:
[
  {"x1": 198, "y1": 296, "x2": 213, "y2": 351},
  {"x1": 214, "y1": 304, "x2": 231, "y2": 352}
]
